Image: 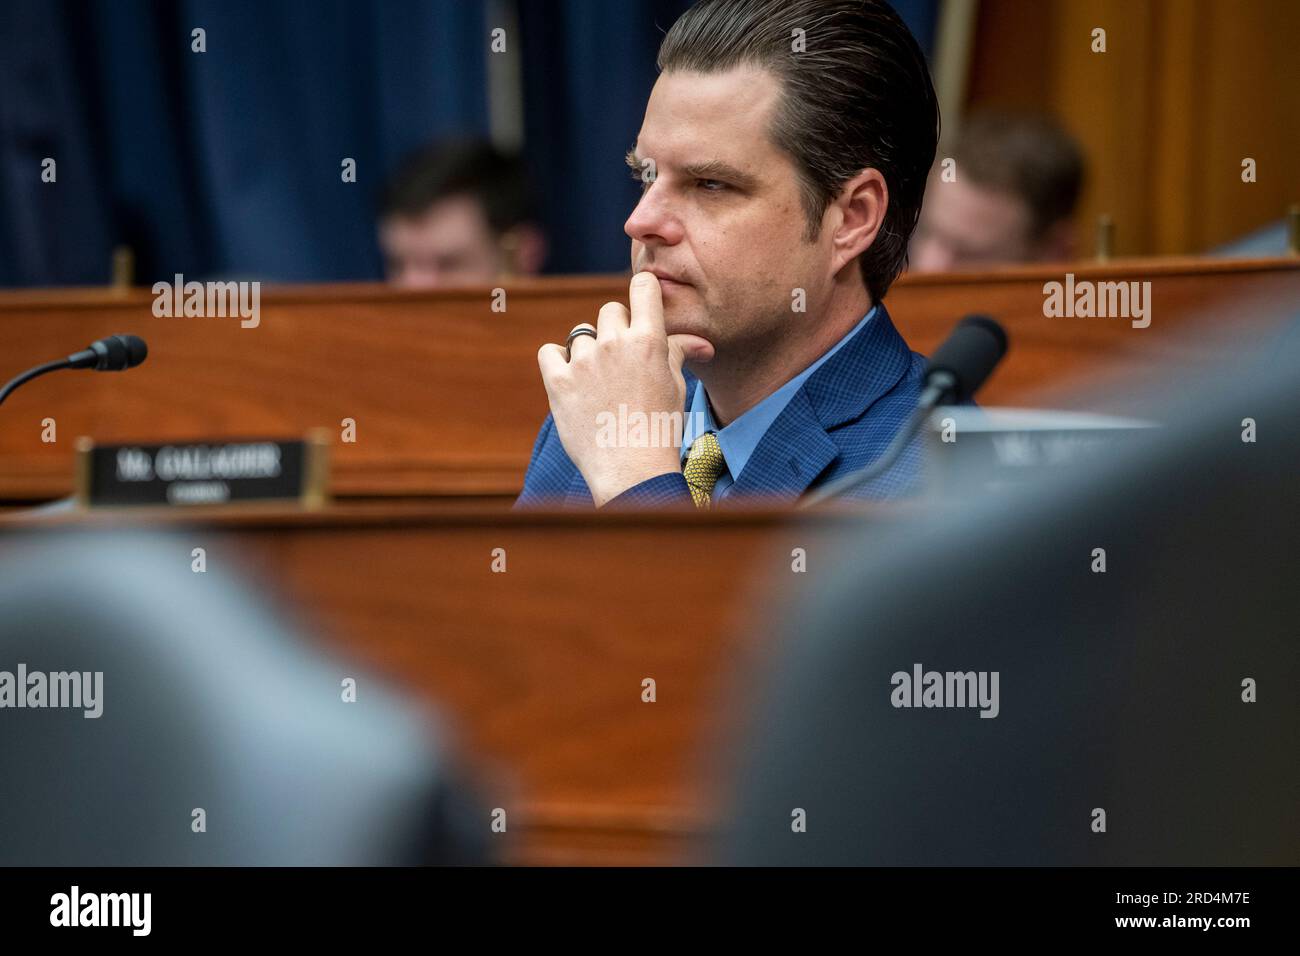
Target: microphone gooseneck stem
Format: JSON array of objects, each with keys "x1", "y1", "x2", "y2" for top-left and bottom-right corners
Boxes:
[{"x1": 0, "y1": 359, "x2": 74, "y2": 408}]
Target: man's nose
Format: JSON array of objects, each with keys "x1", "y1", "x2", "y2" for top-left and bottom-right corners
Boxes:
[{"x1": 624, "y1": 182, "x2": 684, "y2": 247}]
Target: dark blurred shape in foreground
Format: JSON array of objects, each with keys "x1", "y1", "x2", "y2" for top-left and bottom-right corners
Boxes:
[
  {"x1": 724, "y1": 314, "x2": 1299, "y2": 865},
  {"x1": 0, "y1": 535, "x2": 486, "y2": 865}
]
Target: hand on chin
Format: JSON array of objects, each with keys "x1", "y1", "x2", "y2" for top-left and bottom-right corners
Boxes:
[
  {"x1": 669, "y1": 332, "x2": 715, "y2": 366},
  {"x1": 538, "y1": 272, "x2": 713, "y2": 505}
]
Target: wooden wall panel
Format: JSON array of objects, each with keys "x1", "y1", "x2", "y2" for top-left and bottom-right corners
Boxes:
[{"x1": 965, "y1": 0, "x2": 1300, "y2": 257}]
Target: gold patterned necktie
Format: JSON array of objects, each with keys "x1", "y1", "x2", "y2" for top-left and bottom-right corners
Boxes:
[{"x1": 683, "y1": 432, "x2": 727, "y2": 508}]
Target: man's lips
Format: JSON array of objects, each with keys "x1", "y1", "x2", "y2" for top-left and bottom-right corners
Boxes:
[{"x1": 642, "y1": 268, "x2": 691, "y2": 287}]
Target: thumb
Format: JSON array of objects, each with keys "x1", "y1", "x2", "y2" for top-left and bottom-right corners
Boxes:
[{"x1": 667, "y1": 332, "x2": 715, "y2": 367}]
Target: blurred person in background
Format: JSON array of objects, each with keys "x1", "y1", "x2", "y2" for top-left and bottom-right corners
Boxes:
[
  {"x1": 378, "y1": 138, "x2": 547, "y2": 288},
  {"x1": 910, "y1": 112, "x2": 1084, "y2": 272}
]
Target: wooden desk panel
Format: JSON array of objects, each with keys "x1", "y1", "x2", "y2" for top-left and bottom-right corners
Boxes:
[
  {"x1": 0, "y1": 279, "x2": 591, "y2": 501},
  {"x1": 1, "y1": 258, "x2": 1295, "y2": 502},
  {"x1": 0, "y1": 503, "x2": 872, "y2": 864}
]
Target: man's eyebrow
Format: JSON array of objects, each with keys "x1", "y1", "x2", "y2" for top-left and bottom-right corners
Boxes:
[
  {"x1": 681, "y1": 159, "x2": 758, "y2": 189},
  {"x1": 625, "y1": 149, "x2": 758, "y2": 189}
]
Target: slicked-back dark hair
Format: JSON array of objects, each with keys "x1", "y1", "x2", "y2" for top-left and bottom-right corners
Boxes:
[{"x1": 658, "y1": 0, "x2": 939, "y2": 301}]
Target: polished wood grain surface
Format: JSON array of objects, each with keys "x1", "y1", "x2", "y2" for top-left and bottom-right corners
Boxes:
[
  {"x1": 1, "y1": 258, "x2": 1295, "y2": 502},
  {"x1": 0, "y1": 502, "x2": 881, "y2": 864}
]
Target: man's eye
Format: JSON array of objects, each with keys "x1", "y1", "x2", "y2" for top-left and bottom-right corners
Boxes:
[{"x1": 697, "y1": 179, "x2": 727, "y2": 192}]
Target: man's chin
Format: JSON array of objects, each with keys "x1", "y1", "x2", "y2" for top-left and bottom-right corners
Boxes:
[
  {"x1": 663, "y1": 303, "x2": 706, "y2": 335},
  {"x1": 662, "y1": 295, "x2": 716, "y2": 354}
]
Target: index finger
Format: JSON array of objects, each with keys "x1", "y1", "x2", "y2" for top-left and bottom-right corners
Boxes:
[{"x1": 628, "y1": 271, "x2": 665, "y2": 336}]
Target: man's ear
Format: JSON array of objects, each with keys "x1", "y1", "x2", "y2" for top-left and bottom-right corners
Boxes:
[{"x1": 829, "y1": 168, "x2": 888, "y2": 276}]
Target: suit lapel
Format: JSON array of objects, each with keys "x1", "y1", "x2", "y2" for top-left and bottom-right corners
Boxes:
[
  {"x1": 728, "y1": 304, "x2": 913, "y2": 498},
  {"x1": 727, "y1": 387, "x2": 842, "y2": 498}
]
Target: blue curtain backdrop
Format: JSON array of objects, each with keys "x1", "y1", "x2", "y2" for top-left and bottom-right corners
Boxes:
[
  {"x1": 0, "y1": 0, "x2": 490, "y2": 286},
  {"x1": 0, "y1": 0, "x2": 936, "y2": 287}
]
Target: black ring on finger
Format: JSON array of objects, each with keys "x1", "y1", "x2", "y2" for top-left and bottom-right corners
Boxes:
[{"x1": 565, "y1": 326, "x2": 597, "y2": 361}]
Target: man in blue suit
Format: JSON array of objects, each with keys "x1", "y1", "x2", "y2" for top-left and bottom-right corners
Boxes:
[{"x1": 517, "y1": 0, "x2": 939, "y2": 509}]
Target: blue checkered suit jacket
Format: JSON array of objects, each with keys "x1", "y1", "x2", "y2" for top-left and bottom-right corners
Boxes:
[{"x1": 514, "y1": 303, "x2": 929, "y2": 509}]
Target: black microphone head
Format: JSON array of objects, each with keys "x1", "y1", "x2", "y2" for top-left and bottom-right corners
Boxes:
[
  {"x1": 120, "y1": 334, "x2": 148, "y2": 368},
  {"x1": 924, "y1": 315, "x2": 1008, "y2": 402},
  {"x1": 90, "y1": 334, "x2": 148, "y2": 371}
]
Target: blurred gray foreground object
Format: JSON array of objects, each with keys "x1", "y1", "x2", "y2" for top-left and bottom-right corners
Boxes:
[
  {"x1": 0, "y1": 534, "x2": 486, "y2": 865},
  {"x1": 724, "y1": 318, "x2": 1299, "y2": 865}
]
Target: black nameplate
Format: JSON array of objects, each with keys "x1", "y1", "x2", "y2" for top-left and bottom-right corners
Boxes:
[{"x1": 77, "y1": 439, "x2": 317, "y2": 507}]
